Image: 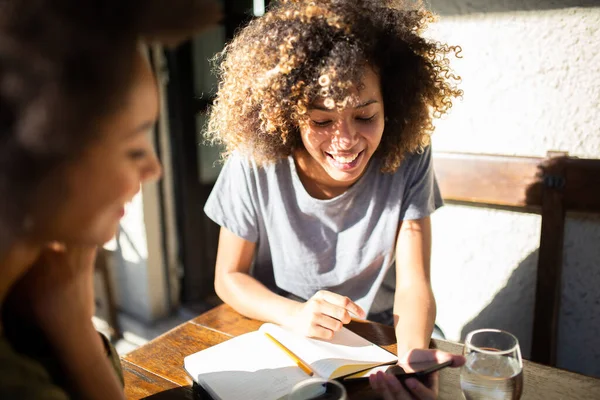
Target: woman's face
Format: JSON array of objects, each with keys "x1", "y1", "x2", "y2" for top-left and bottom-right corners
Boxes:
[
  {"x1": 34, "y1": 52, "x2": 162, "y2": 246},
  {"x1": 298, "y1": 66, "x2": 385, "y2": 188}
]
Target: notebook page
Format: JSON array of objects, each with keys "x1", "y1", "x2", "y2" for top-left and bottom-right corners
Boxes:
[
  {"x1": 260, "y1": 323, "x2": 397, "y2": 379},
  {"x1": 184, "y1": 331, "x2": 309, "y2": 400}
]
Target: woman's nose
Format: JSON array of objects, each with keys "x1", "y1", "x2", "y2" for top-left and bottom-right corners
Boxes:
[
  {"x1": 333, "y1": 120, "x2": 359, "y2": 149},
  {"x1": 141, "y1": 154, "x2": 162, "y2": 183}
]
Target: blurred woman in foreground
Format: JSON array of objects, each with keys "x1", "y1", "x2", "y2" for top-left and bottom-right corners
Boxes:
[{"x1": 0, "y1": 1, "x2": 219, "y2": 398}]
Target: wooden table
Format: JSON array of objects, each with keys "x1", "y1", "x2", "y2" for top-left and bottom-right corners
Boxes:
[{"x1": 122, "y1": 304, "x2": 600, "y2": 399}]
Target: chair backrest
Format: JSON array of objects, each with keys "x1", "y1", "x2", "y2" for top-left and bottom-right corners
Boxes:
[{"x1": 433, "y1": 151, "x2": 600, "y2": 366}]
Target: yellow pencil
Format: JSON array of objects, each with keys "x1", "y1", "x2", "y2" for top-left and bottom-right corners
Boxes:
[{"x1": 264, "y1": 332, "x2": 314, "y2": 377}]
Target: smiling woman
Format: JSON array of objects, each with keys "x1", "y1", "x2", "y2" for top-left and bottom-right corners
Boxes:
[
  {"x1": 0, "y1": 0, "x2": 220, "y2": 399},
  {"x1": 204, "y1": 1, "x2": 465, "y2": 399}
]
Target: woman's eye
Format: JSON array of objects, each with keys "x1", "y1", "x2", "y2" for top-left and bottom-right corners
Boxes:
[
  {"x1": 311, "y1": 120, "x2": 332, "y2": 127},
  {"x1": 128, "y1": 149, "x2": 148, "y2": 160},
  {"x1": 356, "y1": 114, "x2": 376, "y2": 123}
]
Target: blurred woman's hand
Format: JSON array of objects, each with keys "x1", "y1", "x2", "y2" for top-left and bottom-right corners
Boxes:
[
  {"x1": 9, "y1": 243, "x2": 98, "y2": 336},
  {"x1": 6, "y1": 243, "x2": 127, "y2": 399}
]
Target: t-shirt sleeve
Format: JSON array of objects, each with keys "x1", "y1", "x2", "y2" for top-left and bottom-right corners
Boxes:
[
  {"x1": 399, "y1": 145, "x2": 444, "y2": 221},
  {"x1": 204, "y1": 154, "x2": 259, "y2": 242},
  {"x1": 100, "y1": 333, "x2": 124, "y2": 387}
]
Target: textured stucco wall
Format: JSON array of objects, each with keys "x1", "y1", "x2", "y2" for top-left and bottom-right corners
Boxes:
[{"x1": 425, "y1": 1, "x2": 600, "y2": 377}]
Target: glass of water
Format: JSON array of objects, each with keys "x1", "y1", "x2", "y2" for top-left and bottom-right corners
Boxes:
[{"x1": 460, "y1": 329, "x2": 523, "y2": 400}]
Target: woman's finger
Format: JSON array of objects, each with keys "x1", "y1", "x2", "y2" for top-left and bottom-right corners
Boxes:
[
  {"x1": 421, "y1": 370, "x2": 440, "y2": 394},
  {"x1": 371, "y1": 372, "x2": 414, "y2": 400},
  {"x1": 306, "y1": 323, "x2": 335, "y2": 340},
  {"x1": 317, "y1": 299, "x2": 352, "y2": 324},
  {"x1": 404, "y1": 377, "x2": 436, "y2": 400},
  {"x1": 316, "y1": 290, "x2": 366, "y2": 318},
  {"x1": 312, "y1": 312, "x2": 343, "y2": 334},
  {"x1": 384, "y1": 374, "x2": 414, "y2": 399},
  {"x1": 399, "y1": 349, "x2": 465, "y2": 370},
  {"x1": 375, "y1": 372, "x2": 400, "y2": 400}
]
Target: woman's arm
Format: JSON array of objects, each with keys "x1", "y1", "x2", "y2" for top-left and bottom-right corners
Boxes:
[
  {"x1": 214, "y1": 227, "x2": 301, "y2": 324},
  {"x1": 392, "y1": 216, "x2": 436, "y2": 358},
  {"x1": 44, "y1": 321, "x2": 125, "y2": 400},
  {"x1": 373, "y1": 218, "x2": 463, "y2": 400},
  {"x1": 214, "y1": 227, "x2": 365, "y2": 339}
]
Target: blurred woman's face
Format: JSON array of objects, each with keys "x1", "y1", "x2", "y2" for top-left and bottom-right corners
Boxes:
[{"x1": 34, "y1": 52, "x2": 162, "y2": 245}]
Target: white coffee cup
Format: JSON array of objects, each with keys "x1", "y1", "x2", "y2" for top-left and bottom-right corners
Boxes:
[{"x1": 288, "y1": 378, "x2": 348, "y2": 400}]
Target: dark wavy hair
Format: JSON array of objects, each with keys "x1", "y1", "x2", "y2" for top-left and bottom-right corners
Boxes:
[
  {"x1": 0, "y1": 0, "x2": 220, "y2": 250},
  {"x1": 206, "y1": 0, "x2": 462, "y2": 172}
]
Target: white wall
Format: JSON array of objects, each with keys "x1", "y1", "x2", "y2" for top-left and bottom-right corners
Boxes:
[
  {"x1": 104, "y1": 184, "x2": 170, "y2": 323},
  {"x1": 426, "y1": 1, "x2": 600, "y2": 377}
]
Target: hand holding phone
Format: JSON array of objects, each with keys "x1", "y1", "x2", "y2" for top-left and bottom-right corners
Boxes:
[
  {"x1": 343, "y1": 359, "x2": 452, "y2": 383},
  {"x1": 365, "y1": 350, "x2": 466, "y2": 400}
]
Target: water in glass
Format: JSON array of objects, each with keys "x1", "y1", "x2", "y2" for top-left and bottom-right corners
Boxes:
[
  {"x1": 461, "y1": 352, "x2": 523, "y2": 399},
  {"x1": 460, "y1": 329, "x2": 523, "y2": 400}
]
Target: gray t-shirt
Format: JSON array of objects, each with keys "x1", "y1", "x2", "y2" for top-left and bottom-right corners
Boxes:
[{"x1": 204, "y1": 146, "x2": 443, "y2": 313}]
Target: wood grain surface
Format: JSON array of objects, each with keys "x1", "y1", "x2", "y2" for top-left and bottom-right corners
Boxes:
[
  {"x1": 122, "y1": 360, "x2": 191, "y2": 399},
  {"x1": 123, "y1": 322, "x2": 233, "y2": 387},
  {"x1": 123, "y1": 304, "x2": 600, "y2": 399}
]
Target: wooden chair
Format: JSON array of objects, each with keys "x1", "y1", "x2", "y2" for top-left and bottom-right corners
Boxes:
[{"x1": 433, "y1": 151, "x2": 600, "y2": 366}]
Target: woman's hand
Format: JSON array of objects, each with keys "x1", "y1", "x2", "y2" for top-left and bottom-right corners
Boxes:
[
  {"x1": 8, "y1": 243, "x2": 98, "y2": 337},
  {"x1": 369, "y1": 349, "x2": 465, "y2": 400},
  {"x1": 8, "y1": 244, "x2": 126, "y2": 400},
  {"x1": 284, "y1": 290, "x2": 366, "y2": 340}
]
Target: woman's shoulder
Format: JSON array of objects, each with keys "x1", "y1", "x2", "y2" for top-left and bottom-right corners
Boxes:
[
  {"x1": 0, "y1": 335, "x2": 69, "y2": 399},
  {"x1": 223, "y1": 151, "x2": 291, "y2": 178},
  {"x1": 384, "y1": 146, "x2": 434, "y2": 177},
  {"x1": 366, "y1": 147, "x2": 434, "y2": 195}
]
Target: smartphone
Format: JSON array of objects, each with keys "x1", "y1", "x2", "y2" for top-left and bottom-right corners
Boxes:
[
  {"x1": 387, "y1": 360, "x2": 453, "y2": 382},
  {"x1": 342, "y1": 360, "x2": 452, "y2": 382}
]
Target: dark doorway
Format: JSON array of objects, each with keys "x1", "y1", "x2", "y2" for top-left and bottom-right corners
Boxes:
[{"x1": 165, "y1": 1, "x2": 268, "y2": 308}]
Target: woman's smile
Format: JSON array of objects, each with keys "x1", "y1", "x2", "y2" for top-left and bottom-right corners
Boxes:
[{"x1": 325, "y1": 150, "x2": 365, "y2": 171}]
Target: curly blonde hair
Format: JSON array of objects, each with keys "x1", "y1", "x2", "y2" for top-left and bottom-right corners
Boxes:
[{"x1": 206, "y1": 0, "x2": 462, "y2": 172}]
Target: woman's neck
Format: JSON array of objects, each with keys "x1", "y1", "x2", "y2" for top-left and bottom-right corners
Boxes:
[
  {"x1": 292, "y1": 149, "x2": 362, "y2": 200},
  {"x1": 0, "y1": 241, "x2": 41, "y2": 311}
]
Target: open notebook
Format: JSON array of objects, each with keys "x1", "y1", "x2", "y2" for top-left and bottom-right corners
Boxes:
[{"x1": 183, "y1": 323, "x2": 397, "y2": 400}]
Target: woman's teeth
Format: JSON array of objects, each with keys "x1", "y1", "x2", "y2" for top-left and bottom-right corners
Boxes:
[{"x1": 329, "y1": 152, "x2": 359, "y2": 163}]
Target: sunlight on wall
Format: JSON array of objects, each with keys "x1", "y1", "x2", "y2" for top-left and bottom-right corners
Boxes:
[
  {"x1": 104, "y1": 192, "x2": 151, "y2": 320},
  {"x1": 431, "y1": 206, "x2": 541, "y2": 357},
  {"x1": 253, "y1": 0, "x2": 266, "y2": 16},
  {"x1": 428, "y1": 7, "x2": 600, "y2": 158},
  {"x1": 426, "y1": 2, "x2": 600, "y2": 376}
]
